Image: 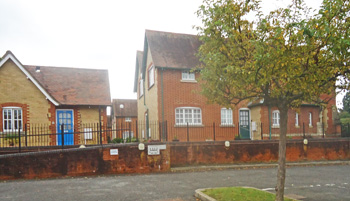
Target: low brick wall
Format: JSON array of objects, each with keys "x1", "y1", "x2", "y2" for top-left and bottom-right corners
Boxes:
[
  {"x1": 170, "y1": 139, "x2": 350, "y2": 167},
  {"x1": 0, "y1": 143, "x2": 170, "y2": 180},
  {"x1": 0, "y1": 139, "x2": 349, "y2": 180}
]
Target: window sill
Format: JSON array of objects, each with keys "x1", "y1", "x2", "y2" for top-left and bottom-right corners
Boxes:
[
  {"x1": 180, "y1": 80, "x2": 197, "y2": 83},
  {"x1": 0, "y1": 131, "x2": 24, "y2": 135},
  {"x1": 174, "y1": 124, "x2": 204, "y2": 128},
  {"x1": 272, "y1": 125, "x2": 280, "y2": 128},
  {"x1": 220, "y1": 124, "x2": 235, "y2": 127},
  {"x1": 148, "y1": 84, "x2": 154, "y2": 90}
]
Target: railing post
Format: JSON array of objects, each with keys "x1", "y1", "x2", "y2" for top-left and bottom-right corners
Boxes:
[
  {"x1": 99, "y1": 123, "x2": 103, "y2": 145},
  {"x1": 159, "y1": 121, "x2": 162, "y2": 141},
  {"x1": 129, "y1": 122, "x2": 132, "y2": 142},
  {"x1": 25, "y1": 124, "x2": 28, "y2": 147},
  {"x1": 61, "y1": 124, "x2": 64, "y2": 149},
  {"x1": 135, "y1": 120, "x2": 138, "y2": 140},
  {"x1": 213, "y1": 122, "x2": 216, "y2": 141},
  {"x1": 18, "y1": 127, "x2": 21, "y2": 153},
  {"x1": 187, "y1": 122, "x2": 189, "y2": 142},
  {"x1": 303, "y1": 122, "x2": 305, "y2": 139},
  {"x1": 322, "y1": 123, "x2": 325, "y2": 138},
  {"x1": 165, "y1": 121, "x2": 168, "y2": 142}
]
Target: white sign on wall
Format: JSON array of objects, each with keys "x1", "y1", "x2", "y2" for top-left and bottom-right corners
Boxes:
[
  {"x1": 110, "y1": 149, "x2": 118, "y2": 155},
  {"x1": 147, "y1": 145, "x2": 166, "y2": 155}
]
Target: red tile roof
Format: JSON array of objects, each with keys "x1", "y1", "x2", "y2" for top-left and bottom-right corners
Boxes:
[
  {"x1": 24, "y1": 65, "x2": 111, "y2": 106},
  {"x1": 112, "y1": 99, "x2": 137, "y2": 117},
  {"x1": 145, "y1": 30, "x2": 201, "y2": 69}
]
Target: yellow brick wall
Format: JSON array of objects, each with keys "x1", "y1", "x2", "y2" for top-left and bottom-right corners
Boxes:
[
  {"x1": 144, "y1": 47, "x2": 159, "y2": 140},
  {"x1": 79, "y1": 106, "x2": 100, "y2": 124},
  {"x1": 0, "y1": 60, "x2": 51, "y2": 125},
  {"x1": 250, "y1": 106, "x2": 262, "y2": 140},
  {"x1": 136, "y1": 46, "x2": 160, "y2": 140}
]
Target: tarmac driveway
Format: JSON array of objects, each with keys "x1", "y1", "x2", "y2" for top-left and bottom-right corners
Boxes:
[{"x1": 0, "y1": 164, "x2": 349, "y2": 201}]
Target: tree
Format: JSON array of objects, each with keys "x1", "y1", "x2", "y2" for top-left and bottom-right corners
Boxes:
[
  {"x1": 196, "y1": 0, "x2": 350, "y2": 200},
  {"x1": 342, "y1": 91, "x2": 350, "y2": 113}
]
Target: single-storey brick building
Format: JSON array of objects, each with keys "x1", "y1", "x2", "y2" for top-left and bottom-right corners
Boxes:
[{"x1": 0, "y1": 51, "x2": 111, "y2": 146}]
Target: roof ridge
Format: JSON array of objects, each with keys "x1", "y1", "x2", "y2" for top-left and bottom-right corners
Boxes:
[
  {"x1": 145, "y1": 29, "x2": 198, "y2": 37},
  {"x1": 24, "y1": 65, "x2": 109, "y2": 71}
]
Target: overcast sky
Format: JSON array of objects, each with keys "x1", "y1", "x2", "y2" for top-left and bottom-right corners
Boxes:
[{"x1": 2, "y1": 0, "x2": 339, "y2": 105}]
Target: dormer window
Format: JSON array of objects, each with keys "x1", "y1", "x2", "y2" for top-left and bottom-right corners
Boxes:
[{"x1": 182, "y1": 70, "x2": 195, "y2": 81}]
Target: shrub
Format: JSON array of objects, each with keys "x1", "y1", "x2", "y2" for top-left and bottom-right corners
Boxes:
[{"x1": 111, "y1": 138, "x2": 123, "y2": 143}]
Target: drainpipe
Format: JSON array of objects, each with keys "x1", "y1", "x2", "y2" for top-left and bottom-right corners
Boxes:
[
  {"x1": 143, "y1": 78, "x2": 149, "y2": 139},
  {"x1": 268, "y1": 105, "x2": 271, "y2": 140},
  {"x1": 161, "y1": 68, "x2": 165, "y2": 141}
]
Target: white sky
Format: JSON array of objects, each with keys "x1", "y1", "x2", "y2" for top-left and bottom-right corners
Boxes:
[{"x1": 2, "y1": 0, "x2": 340, "y2": 107}]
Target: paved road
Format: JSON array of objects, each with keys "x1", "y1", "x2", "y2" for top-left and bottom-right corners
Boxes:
[{"x1": 0, "y1": 165, "x2": 349, "y2": 201}]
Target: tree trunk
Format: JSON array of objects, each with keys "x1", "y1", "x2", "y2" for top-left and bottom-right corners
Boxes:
[{"x1": 275, "y1": 106, "x2": 288, "y2": 201}]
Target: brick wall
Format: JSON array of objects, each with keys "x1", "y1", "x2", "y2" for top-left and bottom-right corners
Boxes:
[
  {"x1": 158, "y1": 69, "x2": 245, "y2": 141},
  {"x1": 0, "y1": 144, "x2": 170, "y2": 180},
  {"x1": 170, "y1": 139, "x2": 350, "y2": 166},
  {"x1": 114, "y1": 117, "x2": 138, "y2": 139},
  {"x1": 1, "y1": 139, "x2": 348, "y2": 180}
]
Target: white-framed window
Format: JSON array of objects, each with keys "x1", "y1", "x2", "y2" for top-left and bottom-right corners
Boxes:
[
  {"x1": 272, "y1": 110, "x2": 280, "y2": 126},
  {"x1": 139, "y1": 79, "x2": 144, "y2": 97},
  {"x1": 84, "y1": 128, "x2": 93, "y2": 140},
  {"x1": 181, "y1": 70, "x2": 195, "y2": 81},
  {"x1": 125, "y1": 117, "x2": 131, "y2": 122},
  {"x1": 123, "y1": 131, "x2": 134, "y2": 139},
  {"x1": 295, "y1": 112, "x2": 299, "y2": 126},
  {"x1": 3, "y1": 107, "x2": 23, "y2": 132},
  {"x1": 175, "y1": 107, "x2": 202, "y2": 125},
  {"x1": 221, "y1": 108, "x2": 233, "y2": 125},
  {"x1": 309, "y1": 112, "x2": 312, "y2": 126},
  {"x1": 148, "y1": 65, "x2": 155, "y2": 87}
]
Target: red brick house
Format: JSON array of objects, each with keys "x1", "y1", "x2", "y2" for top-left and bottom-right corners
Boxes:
[
  {"x1": 112, "y1": 99, "x2": 137, "y2": 140},
  {"x1": 134, "y1": 30, "x2": 340, "y2": 141},
  {"x1": 0, "y1": 51, "x2": 111, "y2": 146}
]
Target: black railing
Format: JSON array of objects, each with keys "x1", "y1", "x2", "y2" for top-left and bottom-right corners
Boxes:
[{"x1": 0, "y1": 121, "x2": 343, "y2": 153}]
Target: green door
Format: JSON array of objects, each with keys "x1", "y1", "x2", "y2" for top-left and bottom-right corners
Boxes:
[{"x1": 239, "y1": 110, "x2": 250, "y2": 139}]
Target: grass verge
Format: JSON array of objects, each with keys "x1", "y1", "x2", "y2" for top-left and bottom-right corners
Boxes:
[{"x1": 202, "y1": 187, "x2": 295, "y2": 201}]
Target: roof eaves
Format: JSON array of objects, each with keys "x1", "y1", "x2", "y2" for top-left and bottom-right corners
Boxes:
[{"x1": 0, "y1": 52, "x2": 60, "y2": 106}]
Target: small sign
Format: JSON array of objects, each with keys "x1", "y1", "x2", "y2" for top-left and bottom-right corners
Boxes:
[
  {"x1": 138, "y1": 143, "x2": 145, "y2": 151},
  {"x1": 148, "y1": 146, "x2": 160, "y2": 155},
  {"x1": 110, "y1": 149, "x2": 118, "y2": 155}
]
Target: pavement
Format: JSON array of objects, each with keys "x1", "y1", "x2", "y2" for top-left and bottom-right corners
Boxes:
[{"x1": 0, "y1": 160, "x2": 349, "y2": 201}]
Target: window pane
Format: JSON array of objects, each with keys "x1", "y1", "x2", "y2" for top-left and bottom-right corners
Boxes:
[{"x1": 175, "y1": 107, "x2": 201, "y2": 125}]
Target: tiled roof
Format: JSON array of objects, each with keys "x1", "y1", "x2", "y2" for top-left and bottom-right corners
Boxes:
[
  {"x1": 112, "y1": 99, "x2": 137, "y2": 117},
  {"x1": 24, "y1": 65, "x2": 111, "y2": 106},
  {"x1": 145, "y1": 30, "x2": 201, "y2": 69}
]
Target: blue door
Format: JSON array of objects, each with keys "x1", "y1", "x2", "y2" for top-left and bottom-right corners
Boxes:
[{"x1": 57, "y1": 110, "x2": 74, "y2": 145}]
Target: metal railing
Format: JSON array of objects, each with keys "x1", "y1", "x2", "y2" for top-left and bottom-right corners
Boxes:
[{"x1": 0, "y1": 121, "x2": 343, "y2": 153}]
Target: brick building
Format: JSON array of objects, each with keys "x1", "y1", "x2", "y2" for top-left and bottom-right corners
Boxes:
[
  {"x1": 112, "y1": 99, "x2": 137, "y2": 140},
  {"x1": 0, "y1": 51, "x2": 111, "y2": 146},
  {"x1": 134, "y1": 30, "x2": 340, "y2": 141}
]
